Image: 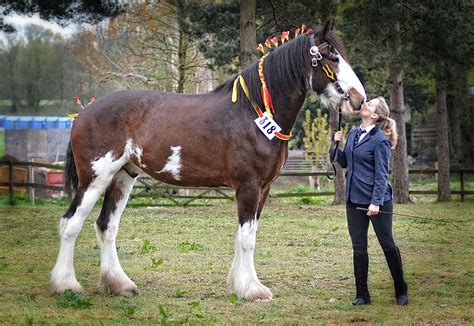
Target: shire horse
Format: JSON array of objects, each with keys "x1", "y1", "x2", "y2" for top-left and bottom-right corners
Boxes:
[{"x1": 51, "y1": 20, "x2": 365, "y2": 301}]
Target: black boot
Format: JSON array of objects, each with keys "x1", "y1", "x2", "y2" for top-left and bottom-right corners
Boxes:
[
  {"x1": 384, "y1": 247, "x2": 408, "y2": 305},
  {"x1": 352, "y1": 252, "x2": 371, "y2": 305}
]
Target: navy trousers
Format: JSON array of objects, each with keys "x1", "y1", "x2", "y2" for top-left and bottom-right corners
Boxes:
[{"x1": 346, "y1": 200, "x2": 396, "y2": 254}]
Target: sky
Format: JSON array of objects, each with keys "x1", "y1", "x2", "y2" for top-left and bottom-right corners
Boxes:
[
  {"x1": 3, "y1": 12, "x2": 80, "y2": 38},
  {"x1": 0, "y1": 6, "x2": 101, "y2": 45}
]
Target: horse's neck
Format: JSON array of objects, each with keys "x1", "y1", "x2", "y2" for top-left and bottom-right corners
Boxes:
[{"x1": 271, "y1": 84, "x2": 307, "y2": 134}]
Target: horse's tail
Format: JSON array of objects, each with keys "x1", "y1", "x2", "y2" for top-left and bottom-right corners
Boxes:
[{"x1": 64, "y1": 141, "x2": 78, "y2": 196}]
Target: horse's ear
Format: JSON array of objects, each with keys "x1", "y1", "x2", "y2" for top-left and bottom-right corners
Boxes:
[{"x1": 322, "y1": 18, "x2": 335, "y2": 39}]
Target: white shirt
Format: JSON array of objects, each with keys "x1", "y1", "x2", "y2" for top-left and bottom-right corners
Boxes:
[{"x1": 358, "y1": 124, "x2": 376, "y2": 143}]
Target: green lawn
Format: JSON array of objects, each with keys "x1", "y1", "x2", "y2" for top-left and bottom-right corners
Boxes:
[
  {"x1": 0, "y1": 131, "x2": 5, "y2": 157},
  {"x1": 0, "y1": 202, "x2": 473, "y2": 324}
]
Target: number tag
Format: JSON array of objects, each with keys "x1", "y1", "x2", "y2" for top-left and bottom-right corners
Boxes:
[{"x1": 254, "y1": 112, "x2": 282, "y2": 140}]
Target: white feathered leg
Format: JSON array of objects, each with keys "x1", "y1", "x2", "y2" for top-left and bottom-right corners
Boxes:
[
  {"x1": 228, "y1": 219, "x2": 273, "y2": 301},
  {"x1": 95, "y1": 170, "x2": 138, "y2": 296}
]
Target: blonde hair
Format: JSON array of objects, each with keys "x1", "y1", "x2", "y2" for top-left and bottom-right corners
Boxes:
[{"x1": 374, "y1": 96, "x2": 398, "y2": 149}]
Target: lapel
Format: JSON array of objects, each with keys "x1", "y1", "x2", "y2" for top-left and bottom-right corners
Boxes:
[{"x1": 354, "y1": 126, "x2": 379, "y2": 149}]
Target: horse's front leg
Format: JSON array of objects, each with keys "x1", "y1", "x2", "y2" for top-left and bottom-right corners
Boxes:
[
  {"x1": 228, "y1": 182, "x2": 273, "y2": 301},
  {"x1": 256, "y1": 185, "x2": 271, "y2": 219}
]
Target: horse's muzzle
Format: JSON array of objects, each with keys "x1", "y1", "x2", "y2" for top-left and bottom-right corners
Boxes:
[{"x1": 348, "y1": 87, "x2": 365, "y2": 112}]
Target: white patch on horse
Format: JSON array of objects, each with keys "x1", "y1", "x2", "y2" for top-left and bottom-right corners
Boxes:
[
  {"x1": 228, "y1": 218, "x2": 273, "y2": 300},
  {"x1": 335, "y1": 53, "x2": 366, "y2": 100},
  {"x1": 124, "y1": 139, "x2": 144, "y2": 167},
  {"x1": 319, "y1": 53, "x2": 366, "y2": 108},
  {"x1": 157, "y1": 146, "x2": 182, "y2": 180}
]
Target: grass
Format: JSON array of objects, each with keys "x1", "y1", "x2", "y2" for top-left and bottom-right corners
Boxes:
[
  {"x1": 0, "y1": 131, "x2": 5, "y2": 157},
  {"x1": 0, "y1": 202, "x2": 473, "y2": 324}
]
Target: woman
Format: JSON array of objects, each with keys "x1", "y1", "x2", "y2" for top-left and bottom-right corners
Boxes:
[{"x1": 333, "y1": 97, "x2": 408, "y2": 306}]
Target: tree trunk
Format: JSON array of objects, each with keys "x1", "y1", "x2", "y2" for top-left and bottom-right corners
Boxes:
[
  {"x1": 436, "y1": 62, "x2": 451, "y2": 201},
  {"x1": 239, "y1": 0, "x2": 257, "y2": 69},
  {"x1": 177, "y1": 29, "x2": 187, "y2": 94},
  {"x1": 388, "y1": 20, "x2": 410, "y2": 203},
  {"x1": 447, "y1": 64, "x2": 464, "y2": 166},
  {"x1": 9, "y1": 78, "x2": 18, "y2": 115},
  {"x1": 320, "y1": 2, "x2": 344, "y2": 204}
]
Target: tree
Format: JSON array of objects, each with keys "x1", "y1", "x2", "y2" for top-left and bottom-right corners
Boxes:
[
  {"x1": 72, "y1": 1, "x2": 211, "y2": 93},
  {"x1": 0, "y1": 36, "x2": 21, "y2": 114},
  {"x1": 342, "y1": 1, "x2": 410, "y2": 204},
  {"x1": 0, "y1": 24, "x2": 95, "y2": 115},
  {"x1": 239, "y1": 0, "x2": 257, "y2": 68},
  {"x1": 408, "y1": 1, "x2": 472, "y2": 201},
  {"x1": 388, "y1": 19, "x2": 409, "y2": 203},
  {"x1": 304, "y1": 109, "x2": 331, "y2": 190},
  {"x1": 318, "y1": 1, "x2": 346, "y2": 204}
]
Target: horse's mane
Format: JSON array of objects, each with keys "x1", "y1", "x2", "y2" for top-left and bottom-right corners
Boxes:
[{"x1": 212, "y1": 30, "x2": 347, "y2": 110}]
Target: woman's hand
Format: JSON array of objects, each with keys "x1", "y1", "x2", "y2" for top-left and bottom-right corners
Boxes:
[
  {"x1": 334, "y1": 130, "x2": 343, "y2": 142},
  {"x1": 367, "y1": 204, "x2": 379, "y2": 216}
]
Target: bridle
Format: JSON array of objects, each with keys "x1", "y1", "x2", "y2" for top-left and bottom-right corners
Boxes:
[
  {"x1": 308, "y1": 37, "x2": 350, "y2": 180},
  {"x1": 308, "y1": 38, "x2": 350, "y2": 102}
]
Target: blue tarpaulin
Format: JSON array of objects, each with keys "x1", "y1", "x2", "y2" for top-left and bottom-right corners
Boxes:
[{"x1": 0, "y1": 116, "x2": 72, "y2": 129}]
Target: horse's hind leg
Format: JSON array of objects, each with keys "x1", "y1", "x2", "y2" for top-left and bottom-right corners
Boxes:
[
  {"x1": 228, "y1": 182, "x2": 273, "y2": 301},
  {"x1": 51, "y1": 176, "x2": 113, "y2": 293},
  {"x1": 95, "y1": 170, "x2": 137, "y2": 296}
]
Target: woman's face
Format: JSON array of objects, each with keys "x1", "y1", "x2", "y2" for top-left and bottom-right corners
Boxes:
[{"x1": 360, "y1": 98, "x2": 379, "y2": 120}]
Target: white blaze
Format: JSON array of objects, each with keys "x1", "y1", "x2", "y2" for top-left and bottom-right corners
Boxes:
[
  {"x1": 319, "y1": 53, "x2": 366, "y2": 108},
  {"x1": 158, "y1": 146, "x2": 182, "y2": 180},
  {"x1": 335, "y1": 53, "x2": 366, "y2": 100}
]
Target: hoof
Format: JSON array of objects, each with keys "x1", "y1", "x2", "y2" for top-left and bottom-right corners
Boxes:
[
  {"x1": 100, "y1": 273, "x2": 139, "y2": 297},
  {"x1": 51, "y1": 278, "x2": 84, "y2": 294},
  {"x1": 229, "y1": 281, "x2": 273, "y2": 302},
  {"x1": 396, "y1": 295, "x2": 408, "y2": 305},
  {"x1": 352, "y1": 297, "x2": 371, "y2": 305},
  {"x1": 244, "y1": 283, "x2": 273, "y2": 301}
]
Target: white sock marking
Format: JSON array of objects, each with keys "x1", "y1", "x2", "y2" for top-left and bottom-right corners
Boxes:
[
  {"x1": 52, "y1": 177, "x2": 112, "y2": 292},
  {"x1": 52, "y1": 141, "x2": 135, "y2": 293},
  {"x1": 228, "y1": 218, "x2": 272, "y2": 300},
  {"x1": 96, "y1": 171, "x2": 136, "y2": 292}
]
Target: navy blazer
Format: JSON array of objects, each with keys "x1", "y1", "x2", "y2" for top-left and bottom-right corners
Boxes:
[{"x1": 334, "y1": 126, "x2": 393, "y2": 205}]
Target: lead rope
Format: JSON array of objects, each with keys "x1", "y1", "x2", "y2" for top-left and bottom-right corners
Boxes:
[{"x1": 326, "y1": 106, "x2": 343, "y2": 180}]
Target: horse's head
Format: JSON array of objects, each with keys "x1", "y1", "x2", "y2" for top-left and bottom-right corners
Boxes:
[{"x1": 308, "y1": 20, "x2": 366, "y2": 114}]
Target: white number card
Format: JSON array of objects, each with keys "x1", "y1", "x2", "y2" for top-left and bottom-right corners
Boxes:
[{"x1": 254, "y1": 112, "x2": 282, "y2": 140}]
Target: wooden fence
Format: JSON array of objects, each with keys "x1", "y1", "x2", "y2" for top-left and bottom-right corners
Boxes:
[{"x1": 1, "y1": 160, "x2": 473, "y2": 206}]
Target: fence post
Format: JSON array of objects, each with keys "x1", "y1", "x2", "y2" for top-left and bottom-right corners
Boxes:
[
  {"x1": 8, "y1": 160, "x2": 14, "y2": 205},
  {"x1": 29, "y1": 159, "x2": 35, "y2": 205},
  {"x1": 460, "y1": 169, "x2": 465, "y2": 202}
]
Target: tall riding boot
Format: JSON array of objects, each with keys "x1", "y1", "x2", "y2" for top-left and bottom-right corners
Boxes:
[
  {"x1": 384, "y1": 247, "x2": 408, "y2": 305},
  {"x1": 352, "y1": 252, "x2": 371, "y2": 305}
]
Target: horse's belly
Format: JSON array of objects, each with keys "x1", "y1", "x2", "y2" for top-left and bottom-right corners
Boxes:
[{"x1": 136, "y1": 148, "x2": 230, "y2": 188}]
